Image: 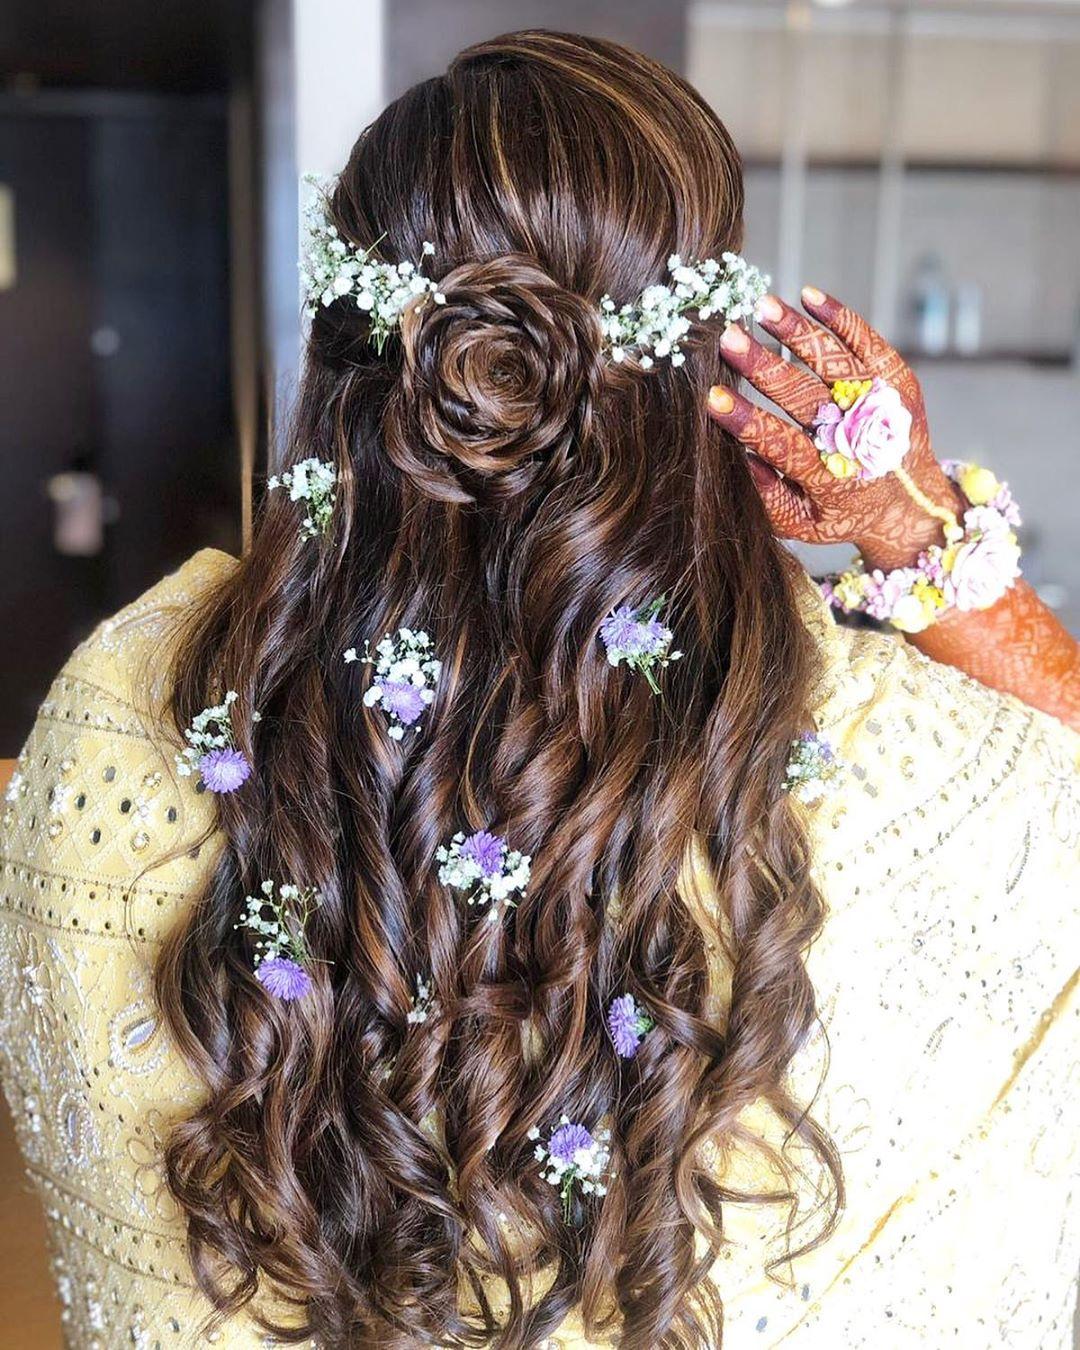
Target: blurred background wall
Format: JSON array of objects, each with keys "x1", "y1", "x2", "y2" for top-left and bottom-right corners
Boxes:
[{"x1": 0, "y1": 0, "x2": 1078, "y2": 761}]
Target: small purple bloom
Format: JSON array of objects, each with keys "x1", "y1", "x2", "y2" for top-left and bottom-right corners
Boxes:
[
  {"x1": 599, "y1": 606, "x2": 644, "y2": 654},
  {"x1": 373, "y1": 678, "x2": 429, "y2": 727},
  {"x1": 459, "y1": 829, "x2": 505, "y2": 878},
  {"x1": 607, "y1": 993, "x2": 653, "y2": 1058},
  {"x1": 255, "y1": 956, "x2": 312, "y2": 1001},
  {"x1": 599, "y1": 606, "x2": 670, "y2": 661},
  {"x1": 798, "y1": 730, "x2": 834, "y2": 763},
  {"x1": 547, "y1": 1121, "x2": 596, "y2": 1168},
  {"x1": 198, "y1": 747, "x2": 252, "y2": 794}
]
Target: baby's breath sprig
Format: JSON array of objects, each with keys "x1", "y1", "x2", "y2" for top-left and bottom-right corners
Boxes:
[
  {"x1": 235, "y1": 880, "x2": 322, "y2": 1001},
  {"x1": 344, "y1": 627, "x2": 441, "y2": 741},
  {"x1": 175, "y1": 692, "x2": 259, "y2": 794},
  {"x1": 267, "y1": 457, "x2": 337, "y2": 540},
  {"x1": 528, "y1": 1117, "x2": 612, "y2": 1222},
  {"x1": 436, "y1": 829, "x2": 531, "y2": 924},
  {"x1": 599, "y1": 252, "x2": 769, "y2": 368},
  {"x1": 783, "y1": 731, "x2": 845, "y2": 804},
  {"x1": 406, "y1": 974, "x2": 437, "y2": 1025},
  {"x1": 300, "y1": 176, "x2": 445, "y2": 352},
  {"x1": 599, "y1": 597, "x2": 682, "y2": 695}
]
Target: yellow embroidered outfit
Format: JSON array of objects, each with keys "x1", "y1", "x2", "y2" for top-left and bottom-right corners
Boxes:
[{"x1": 0, "y1": 549, "x2": 1077, "y2": 1348}]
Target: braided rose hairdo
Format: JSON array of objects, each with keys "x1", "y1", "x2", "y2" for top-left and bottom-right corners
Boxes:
[{"x1": 158, "y1": 29, "x2": 843, "y2": 1349}]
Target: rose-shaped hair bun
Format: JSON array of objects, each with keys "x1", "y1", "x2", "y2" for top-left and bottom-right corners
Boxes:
[{"x1": 384, "y1": 255, "x2": 605, "y2": 504}]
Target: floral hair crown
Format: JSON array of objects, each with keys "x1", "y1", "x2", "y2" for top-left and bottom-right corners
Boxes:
[{"x1": 299, "y1": 177, "x2": 769, "y2": 367}]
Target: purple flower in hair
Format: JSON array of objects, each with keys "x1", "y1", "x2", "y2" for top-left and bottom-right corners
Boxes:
[
  {"x1": 528, "y1": 1115, "x2": 612, "y2": 1221},
  {"x1": 607, "y1": 993, "x2": 654, "y2": 1059},
  {"x1": 547, "y1": 1122, "x2": 596, "y2": 1168},
  {"x1": 255, "y1": 956, "x2": 312, "y2": 1001},
  {"x1": 459, "y1": 829, "x2": 506, "y2": 878},
  {"x1": 176, "y1": 690, "x2": 260, "y2": 790},
  {"x1": 436, "y1": 829, "x2": 531, "y2": 923},
  {"x1": 599, "y1": 596, "x2": 682, "y2": 695},
  {"x1": 198, "y1": 747, "x2": 252, "y2": 794},
  {"x1": 348, "y1": 627, "x2": 440, "y2": 742},
  {"x1": 236, "y1": 880, "x2": 323, "y2": 1001},
  {"x1": 371, "y1": 678, "x2": 429, "y2": 728}
]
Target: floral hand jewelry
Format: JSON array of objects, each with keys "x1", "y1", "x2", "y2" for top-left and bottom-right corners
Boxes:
[
  {"x1": 600, "y1": 253, "x2": 769, "y2": 368},
  {"x1": 176, "y1": 691, "x2": 258, "y2": 794},
  {"x1": 345, "y1": 627, "x2": 441, "y2": 741},
  {"x1": 267, "y1": 457, "x2": 337, "y2": 540},
  {"x1": 784, "y1": 731, "x2": 844, "y2": 803},
  {"x1": 812, "y1": 377, "x2": 912, "y2": 482},
  {"x1": 607, "y1": 994, "x2": 654, "y2": 1059},
  {"x1": 436, "y1": 829, "x2": 531, "y2": 923},
  {"x1": 529, "y1": 1117, "x2": 612, "y2": 1221},
  {"x1": 824, "y1": 460, "x2": 1022, "y2": 633},
  {"x1": 300, "y1": 186, "x2": 766, "y2": 370},
  {"x1": 236, "y1": 880, "x2": 322, "y2": 1001},
  {"x1": 600, "y1": 597, "x2": 682, "y2": 695}
]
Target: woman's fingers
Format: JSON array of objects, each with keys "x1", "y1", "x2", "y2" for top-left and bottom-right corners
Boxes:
[
  {"x1": 707, "y1": 383, "x2": 838, "y2": 493},
  {"x1": 718, "y1": 322, "x2": 828, "y2": 427},
  {"x1": 745, "y1": 454, "x2": 825, "y2": 543},
  {"x1": 754, "y1": 293, "x2": 863, "y2": 383},
  {"x1": 799, "y1": 286, "x2": 900, "y2": 376}
]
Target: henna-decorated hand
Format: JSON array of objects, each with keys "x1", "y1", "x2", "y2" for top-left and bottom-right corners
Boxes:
[
  {"x1": 708, "y1": 286, "x2": 1080, "y2": 731},
  {"x1": 707, "y1": 286, "x2": 963, "y2": 572}
]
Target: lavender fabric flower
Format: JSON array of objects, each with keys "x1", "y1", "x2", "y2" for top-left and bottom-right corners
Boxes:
[
  {"x1": 459, "y1": 829, "x2": 506, "y2": 878},
  {"x1": 255, "y1": 956, "x2": 312, "y2": 1001},
  {"x1": 607, "y1": 993, "x2": 654, "y2": 1058},
  {"x1": 198, "y1": 747, "x2": 252, "y2": 794}
]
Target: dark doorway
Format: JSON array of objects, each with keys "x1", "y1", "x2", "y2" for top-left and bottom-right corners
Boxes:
[{"x1": 0, "y1": 3, "x2": 253, "y2": 752}]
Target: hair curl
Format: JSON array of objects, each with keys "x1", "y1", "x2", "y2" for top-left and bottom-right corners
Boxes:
[{"x1": 157, "y1": 29, "x2": 843, "y2": 1349}]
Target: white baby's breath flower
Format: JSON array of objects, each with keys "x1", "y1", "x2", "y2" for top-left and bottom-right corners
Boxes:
[
  {"x1": 267, "y1": 457, "x2": 337, "y2": 540},
  {"x1": 598, "y1": 253, "x2": 768, "y2": 368},
  {"x1": 436, "y1": 829, "x2": 531, "y2": 923},
  {"x1": 532, "y1": 1117, "x2": 613, "y2": 1221},
  {"x1": 347, "y1": 627, "x2": 440, "y2": 740},
  {"x1": 299, "y1": 179, "x2": 445, "y2": 351},
  {"x1": 406, "y1": 974, "x2": 437, "y2": 1024}
]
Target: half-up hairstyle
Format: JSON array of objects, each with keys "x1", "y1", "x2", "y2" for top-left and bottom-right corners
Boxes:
[{"x1": 157, "y1": 29, "x2": 843, "y2": 1349}]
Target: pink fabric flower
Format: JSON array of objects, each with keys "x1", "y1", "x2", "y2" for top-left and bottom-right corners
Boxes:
[
  {"x1": 949, "y1": 527, "x2": 1021, "y2": 612},
  {"x1": 819, "y1": 378, "x2": 912, "y2": 480}
]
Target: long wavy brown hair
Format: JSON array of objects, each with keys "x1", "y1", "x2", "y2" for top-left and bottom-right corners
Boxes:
[{"x1": 157, "y1": 29, "x2": 843, "y2": 1349}]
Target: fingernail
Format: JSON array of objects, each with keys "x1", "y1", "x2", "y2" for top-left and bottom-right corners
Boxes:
[
  {"x1": 720, "y1": 323, "x2": 749, "y2": 353},
  {"x1": 801, "y1": 285, "x2": 826, "y2": 306},
  {"x1": 756, "y1": 294, "x2": 783, "y2": 323},
  {"x1": 708, "y1": 385, "x2": 735, "y2": 415}
]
